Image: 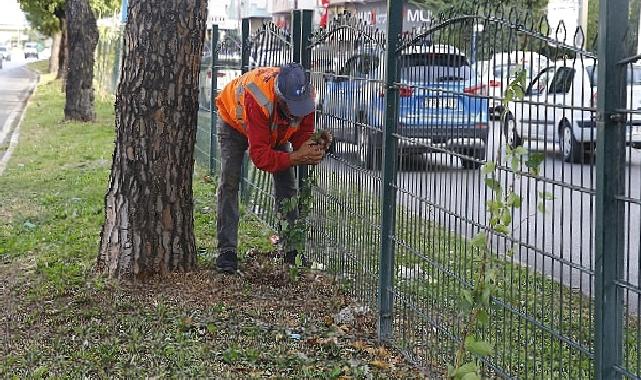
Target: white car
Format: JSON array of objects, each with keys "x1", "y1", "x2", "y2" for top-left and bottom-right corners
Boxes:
[
  {"x1": 24, "y1": 42, "x2": 38, "y2": 59},
  {"x1": 0, "y1": 46, "x2": 11, "y2": 61},
  {"x1": 505, "y1": 60, "x2": 641, "y2": 163},
  {"x1": 480, "y1": 51, "x2": 548, "y2": 119}
]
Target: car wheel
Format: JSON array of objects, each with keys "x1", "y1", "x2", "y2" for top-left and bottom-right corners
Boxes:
[
  {"x1": 502, "y1": 112, "x2": 523, "y2": 149},
  {"x1": 461, "y1": 148, "x2": 486, "y2": 170},
  {"x1": 560, "y1": 123, "x2": 585, "y2": 163},
  {"x1": 358, "y1": 128, "x2": 382, "y2": 170}
]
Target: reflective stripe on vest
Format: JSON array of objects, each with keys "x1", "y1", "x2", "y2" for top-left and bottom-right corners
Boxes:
[
  {"x1": 245, "y1": 82, "x2": 274, "y2": 116},
  {"x1": 235, "y1": 85, "x2": 244, "y2": 128}
]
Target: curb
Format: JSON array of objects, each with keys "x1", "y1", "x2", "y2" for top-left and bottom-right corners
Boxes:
[{"x1": 0, "y1": 66, "x2": 40, "y2": 176}]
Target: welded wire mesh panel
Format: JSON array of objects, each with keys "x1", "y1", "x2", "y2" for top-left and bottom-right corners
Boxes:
[
  {"x1": 243, "y1": 23, "x2": 292, "y2": 228},
  {"x1": 94, "y1": 25, "x2": 123, "y2": 97},
  {"x1": 388, "y1": 8, "x2": 598, "y2": 378},
  {"x1": 307, "y1": 14, "x2": 386, "y2": 307},
  {"x1": 617, "y1": 47, "x2": 641, "y2": 379},
  {"x1": 196, "y1": 32, "x2": 214, "y2": 170}
]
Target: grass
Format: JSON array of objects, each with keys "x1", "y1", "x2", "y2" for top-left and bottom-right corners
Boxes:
[{"x1": 0, "y1": 65, "x2": 424, "y2": 378}]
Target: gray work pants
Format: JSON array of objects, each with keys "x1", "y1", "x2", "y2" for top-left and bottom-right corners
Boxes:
[{"x1": 216, "y1": 121, "x2": 298, "y2": 254}]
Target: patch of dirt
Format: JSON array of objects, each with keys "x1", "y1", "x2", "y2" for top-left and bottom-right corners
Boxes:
[{"x1": 2, "y1": 251, "x2": 428, "y2": 378}]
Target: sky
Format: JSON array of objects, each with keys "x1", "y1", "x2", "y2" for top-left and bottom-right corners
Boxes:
[{"x1": 0, "y1": 0, "x2": 29, "y2": 27}]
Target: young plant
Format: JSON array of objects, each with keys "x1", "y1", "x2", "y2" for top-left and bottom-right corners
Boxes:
[
  {"x1": 449, "y1": 69, "x2": 552, "y2": 379},
  {"x1": 277, "y1": 130, "x2": 325, "y2": 277}
]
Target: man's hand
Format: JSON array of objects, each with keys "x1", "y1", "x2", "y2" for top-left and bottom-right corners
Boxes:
[
  {"x1": 318, "y1": 130, "x2": 333, "y2": 151},
  {"x1": 290, "y1": 139, "x2": 325, "y2": 166}
]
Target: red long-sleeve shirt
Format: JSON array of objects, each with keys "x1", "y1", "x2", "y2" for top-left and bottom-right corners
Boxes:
[{"x1": 245, "y1": 94, "x2": 315, "y2": 173}]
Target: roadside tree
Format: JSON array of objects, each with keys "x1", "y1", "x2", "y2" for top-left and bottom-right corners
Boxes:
[{"x1": 97, "y1": 0, "x2": 207, "y2": 278}]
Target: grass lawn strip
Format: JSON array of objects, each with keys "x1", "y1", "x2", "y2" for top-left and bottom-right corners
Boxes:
[{"x1": 0, "y1": 65, "x2": 424, "y2": 378}]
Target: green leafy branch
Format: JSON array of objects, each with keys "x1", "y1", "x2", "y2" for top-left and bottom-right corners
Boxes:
[{"x1": 449, "y1": 69, "x2": 554, "y2": 379}]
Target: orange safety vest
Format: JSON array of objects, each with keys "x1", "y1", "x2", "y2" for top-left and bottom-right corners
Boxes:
[{"x1": 216, "y1": 67, "x2": 300, "y2": 147}]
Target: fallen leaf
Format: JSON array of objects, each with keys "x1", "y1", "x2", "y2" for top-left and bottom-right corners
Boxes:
[
  {"x1": 323, "y1": 315, "x2": 334, "y2": 327},
  {"x1": 369, "y1": 360, "x2": 390, "y2": 369},
  {"x1": 376, "y1": 346, "x2": 390, "y2": 357},
  {"x1": 352, "y1": 341, "x2": 368, "y2": 351}
]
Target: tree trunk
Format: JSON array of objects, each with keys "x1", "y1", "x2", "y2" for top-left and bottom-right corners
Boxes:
[
  {"x1": 97, "y1": 0, "x2": 207, "y2": 279},
  {"x1": 49, "y1": 31, "x2": 61, "y2": 76},
  {"x1": 64, "y1": 0, "x2": 98, "y2": 121},
  {"x1": 58, "y1": 17, "x2": 67, "y2": 85}
]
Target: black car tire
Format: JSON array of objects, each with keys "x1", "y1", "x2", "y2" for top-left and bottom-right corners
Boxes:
[
  {"x1": 560, "y1": 122, "x2": 585, "y2": 163},
  {"x1": 502, "y1": 112, "x2": 523, "y2": 149},
  {"x1": 358, "y1": 129, "x2": 382, "y2": 170}
]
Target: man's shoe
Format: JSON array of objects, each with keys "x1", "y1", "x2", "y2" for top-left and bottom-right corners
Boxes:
[
  {"x1": 284, "y1": 250, "x2": 311, "y2": 268},
  {"x1": 215, "y1": 251, "x2": 238, "y2": 273}
]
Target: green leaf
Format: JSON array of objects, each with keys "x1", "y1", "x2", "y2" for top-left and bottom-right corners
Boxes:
[
  {"x1": 506, "y1": 192, "x2": 522, "y2": 208},
  {"x1": 500, "y1": 209, "x2": 512, "y2": 226},
  {"x1": 462, "y1": 373, "x2": 482, "y2": 380},
  {"x1": 481, "y1": 161, "x2": 497, "y2": 175},
  {"x1": 539, "y1": 191, "x2": 555, "y2": 200},
  {"x1": 486, "y1": 199, "x2": 504, "y2": 214},
  {"x1": 471, "y1": 232, "x2": 487, "y2": 250},
  {"x1": 484, "y1": 177, "x2": 502, "y2": 192},
  {"x1": 510, "y1": 155, "x2": 521, "y2": 172},
  {"x1": 461, "y1": 289, "x2": 474, "y2": 305},
  {"x1": 477, "y1": 309, "x2": 490, "y2": 326},
  {"x1": 514, "y1": 146, "x2": 528, "y2": 156},
  {"x1": 454, "y1": 362, "x2": 478, "y2": 378},
  {"x1": 525, "y1": 152, "x2": 545, "y2": 172},
  {"x1": 537, "y1": 202, "x2": 546, "y2": 214},
  {"x1": 465, "y1": 336, "x2": 494, "y2": 357},
  {"x1": 494, "y1": 224, "x2": 510, "y2": 235},
  {"x1": 480, "y1": 286, "x2": 492, "y2": 307}
]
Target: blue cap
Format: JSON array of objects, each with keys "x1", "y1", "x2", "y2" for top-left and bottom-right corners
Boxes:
[{"x1": 276, "y1": 63, "x2": 315, "y2": 117}]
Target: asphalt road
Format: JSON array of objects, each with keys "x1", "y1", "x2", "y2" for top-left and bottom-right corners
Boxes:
[
  {"x1": 327, "y1": 121, "x2": 641, "y2": 310},
  {"x1": 0, "y1": 55, "x2": 38, "y2": 166}
]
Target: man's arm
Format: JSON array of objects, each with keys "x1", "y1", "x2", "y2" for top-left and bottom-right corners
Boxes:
[{"x1": 245, "y1": 96, "x2": 292, "y2": 173}]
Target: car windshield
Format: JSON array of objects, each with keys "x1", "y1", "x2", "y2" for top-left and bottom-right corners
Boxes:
[{"x1": 399, "y1": 53, "x2": 472, "y2": 82}]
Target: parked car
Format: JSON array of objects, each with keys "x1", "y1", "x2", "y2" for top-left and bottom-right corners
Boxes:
[
  {"x1": 480, "y1": 51, "x2": 548, "y2": 120},
  {"x1": 321, "y1": 45, "x2": 489, "y2": 169},
  {"x1": 0, "y1": 45, "x2": 11, "y2": 62},
  {"x1": 24, "y1": 42, "x2": 38, "y2": 59},
  {"x1": 504, "y1": 60, "x2": 641, "y2": 163}
]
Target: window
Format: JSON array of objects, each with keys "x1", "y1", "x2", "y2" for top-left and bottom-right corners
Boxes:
[
  {"x1": 527, "y1": 67, "x2": 555, "y2": 96},
  {"x1": 339, "y1": 55, "x2": 380, "y2": 77},
  {"x1": 548, "y1": 67, "x2": 575, "y2": 94}
]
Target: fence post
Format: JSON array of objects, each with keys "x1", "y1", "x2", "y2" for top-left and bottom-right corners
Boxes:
[
  {"x1": 291, "y1": 9, "x2": 314, "y2": 191},
  {"x1": 210, "y1": 25, "x2": 219, "y2": 177},
  {"x1": 378, "y1": 0, "x2": 402, "y2": 342},
  {"x1": 595, "y1": 0, "x2": 628, "y2": 378},
  {"x1": 240, "y1": 18, "x2": 251, "y2": 202}
]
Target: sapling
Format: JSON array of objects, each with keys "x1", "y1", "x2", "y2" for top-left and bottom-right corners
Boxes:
[{"x1": 449, "y1": 69, "x2": 552, "y2": 379}]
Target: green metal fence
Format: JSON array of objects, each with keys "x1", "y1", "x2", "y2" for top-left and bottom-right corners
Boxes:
[
  {"x1": 196, "y1": 2, "x2": 641, "y2": 378},
  {"x1": 94, "y1": 24, "x2": 123, "y2": 97}
]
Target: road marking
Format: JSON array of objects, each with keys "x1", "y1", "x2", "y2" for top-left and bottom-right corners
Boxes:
[
  {"x1": 0, "y1": 110, "x2": 18, "y2": 145},
  {"x1": 0, "y1": 109, "x2": 24, "y2": 176},
  {"x1": 0, "y1": 70, "x2": 38, "y2": 176}
]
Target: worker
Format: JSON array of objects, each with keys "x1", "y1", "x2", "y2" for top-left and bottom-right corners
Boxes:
[{"x1": 214, "y1": 62, "x2": 332, "y2": 273}]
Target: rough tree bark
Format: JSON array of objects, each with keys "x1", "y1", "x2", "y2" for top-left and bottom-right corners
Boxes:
[
  {"x1": 97, "y1": 0, "x2": 207, "y2": 279},
  {"x1": 64, "y1": 0, "x2": 98, "y2": 121}
]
